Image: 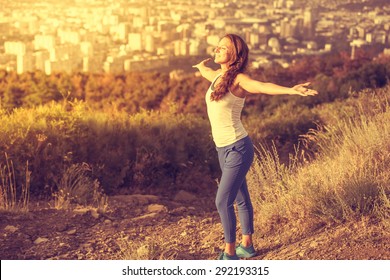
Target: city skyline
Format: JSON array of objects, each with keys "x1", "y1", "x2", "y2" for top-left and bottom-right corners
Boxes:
[{"x1": 0, "y1": 0, "x2": 389, "y2": 74}]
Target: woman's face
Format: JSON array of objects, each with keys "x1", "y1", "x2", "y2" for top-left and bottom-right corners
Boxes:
[{"x1": 214, "y1": 37, "x2": 233, "y2": 65}]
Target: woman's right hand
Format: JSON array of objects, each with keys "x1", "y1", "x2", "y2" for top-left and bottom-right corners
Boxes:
[
  {"x1": 192, "y1": 58, "x2": 219, "y2": 82},
  {"x1": 192, "y1": 58, "x2": 212, "y2": 69}
]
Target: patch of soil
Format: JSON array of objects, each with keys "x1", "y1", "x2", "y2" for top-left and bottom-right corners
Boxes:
[{"x1": 1, "y1": 191, "x2": 389, "y2": 260}]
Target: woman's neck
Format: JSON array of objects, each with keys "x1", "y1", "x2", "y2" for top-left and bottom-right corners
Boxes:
[{"x1": 220, "y1": 63, "x2": 229, "y2": 73}]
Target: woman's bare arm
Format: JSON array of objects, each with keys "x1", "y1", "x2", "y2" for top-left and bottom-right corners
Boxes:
[
  {"x1": 236, "y1": 73, "x2": 318, "y2": 96},
  {"x1": 192, "y1": 58, "x2": 220, "y2": 82}
]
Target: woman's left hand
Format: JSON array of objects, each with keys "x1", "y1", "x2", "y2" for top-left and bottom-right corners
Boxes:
[{"x1": 292, "y1": 82, "x2": 318, "y2": 96}]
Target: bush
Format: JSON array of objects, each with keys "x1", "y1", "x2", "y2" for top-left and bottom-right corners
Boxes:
[
  {"x1": 54, "y1": 163, "x2": 106, "y2": 210},
  {"x1": 128, "y1": 106, "x2": 218, "y2": 193},
  {"x1": 243, "y1": 101, "x2": 321, "y2": 162},
  {"x1": 0, "y1": 101, "x2": 218, "y2": 197}
]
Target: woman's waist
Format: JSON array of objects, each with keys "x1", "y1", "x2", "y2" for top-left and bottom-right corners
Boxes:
[{"x1": 212, "y1": 130, "x2": 249, "y2": 148}]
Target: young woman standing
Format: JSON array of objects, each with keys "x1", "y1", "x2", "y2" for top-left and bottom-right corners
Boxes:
[{"x1": 192, "y1": 34, "x2": 318, "y2": 260}]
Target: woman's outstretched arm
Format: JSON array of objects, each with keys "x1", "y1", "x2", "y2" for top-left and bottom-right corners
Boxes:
[
  {"x1": 236, "y1": 73, "x2": 318, "y2": 96},
  {"x1": 192, "y1": 58, "x2": 220, "y2": 82}
]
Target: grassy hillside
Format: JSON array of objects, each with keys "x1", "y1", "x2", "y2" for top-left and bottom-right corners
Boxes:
[
  {"x1": 247, "y1": 85, "x2": 390, "y2": 244},
  {"x1": 1, "y1": 68, "x2": 389, "y2": 243},
  {"x1": 0, "y1": 101, "x2": 217, "y2": 206}
]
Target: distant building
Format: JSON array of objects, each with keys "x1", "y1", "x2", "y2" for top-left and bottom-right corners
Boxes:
[
  {"x1": 116, "y1": 23, "x2": 130, "y2": 42},
  {"x1": 273, "y1": 0, "x2": 286, "y2": 9},
  {"x1": 83, "y1": 53, "x2": 104, "y2": 73},
  {"x1": 133, "y1": 17, "x2": 145, "y2": 29},
  {"x1": 103, "y1": 14, "x2": 119, "y2": 26},
  {"x1": 245, "y1": 32, "x2": 260, "y2": 49},
  {"x1": 324, "y1": 43, "x2": 332, "y2": 52},
  {"x1": 144, "y1": 34, "x2": 155, "y2": 53},
  {"x1": 128, "y1": 33, "x2": 143, "y2": 51},
  {"x1": 280, "y1": 18, "x2": 299, "y2": 39},
  {"x1": 15, "y1": 17, "x2": 39, "y2": 35},
  {"x1": 4, "y1": 41, "x2": 26, "y2": 56},
  {"x1": 0, "y1": 0, "x2": 389, "y2": 75},
  {"x1": 103, "y1": 55, "x2": 125, "y2": 73},
  {"x1": 58, "y1": 29, "x2": 81, "y2": 45},
  {"x1": 34, "y1": 50, "x2": 50, "y2": 71},
  {"x1": 124, "y1": 56, "x2": 168, "y2": 71},
  {"x1": 17, "y1": 52, "x2": 35, "y2": 74},
  {"x1": 174, "y1": 40, "x2": 190, "y2": 56},
  {"x1": 350, "y1": 39, "x2": 367, "y2": 60},
  {"x1": 303, "y1": 8, "x2": 316, "y2": 40},
  {"x1": 366, "y1": 31, "x2": 387, "y2": 44},
  {"x1": 34, "y1": 35, "x2": 56, "y2": 51},
  {"x1": 80, "y1": 42, "x2": 94, "y2": 57},
  {"x1": 189, "y1": 39, "x2": 206, "y2": 56}
]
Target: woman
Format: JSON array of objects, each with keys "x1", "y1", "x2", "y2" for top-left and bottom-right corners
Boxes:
[{"x1": 192, "y1": 34, "x2": 318, "y2": 260}]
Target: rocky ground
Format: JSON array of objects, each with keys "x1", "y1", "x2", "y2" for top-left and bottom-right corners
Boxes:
[{"x1": 1, "y1": 190, "x2": 390, "y2": 260}]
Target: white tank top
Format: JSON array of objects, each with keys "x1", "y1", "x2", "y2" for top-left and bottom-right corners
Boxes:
[{"x1": 205, "y1": 74, "x2": 248, "y2": 147}]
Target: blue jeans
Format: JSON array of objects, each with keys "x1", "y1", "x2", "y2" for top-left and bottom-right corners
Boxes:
[{"x1": 215, "y1": 136, "x2": 255, "y2": 243}]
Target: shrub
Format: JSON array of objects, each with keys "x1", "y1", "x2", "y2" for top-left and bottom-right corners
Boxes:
[
  {"x1": 243, "y1": 101, "x2": 321, "y2": 162},
  {"x1": 54, "y1": 163, "x2": 106, "y2": 210},
  {"x1": 0, "y1": 101, "x2": 217, "y2": 197}
]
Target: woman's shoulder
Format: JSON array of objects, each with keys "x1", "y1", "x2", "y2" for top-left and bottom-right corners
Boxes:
[
  {"x1": 210, "y1": 70, "x2": 223, "y2": 81},
  {"x1": 235, "y1": 72, "x2": 250, "y2": 81},
  {"x1": 214, "y1": 69, "x2": 223, "y2": 77},
  {"x1": 233, "y1": 73, "x2": 250, "y2": 86}
]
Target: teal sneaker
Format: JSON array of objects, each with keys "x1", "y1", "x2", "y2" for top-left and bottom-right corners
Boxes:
[
  {"x1": 236, "y1": 243, "x2": 256, "y2": 258},
  {"x1": 218, "y1": 252, "x2": 239, "y2": 260}
]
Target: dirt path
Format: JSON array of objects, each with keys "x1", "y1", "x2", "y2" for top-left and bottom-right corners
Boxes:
[{"x1": 1, "y1": 192, "x2": 389, "y2": 260}]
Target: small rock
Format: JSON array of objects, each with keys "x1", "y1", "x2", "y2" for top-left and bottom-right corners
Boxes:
[
  {"x1": 73, "y1": 208, "x2": 89, "y2": 215},
  {"x1": 34, "y1": 237, "x2": 49, "y2": 244},
  {"x1": 147, "y1": 204, "x2": 168, "y2": 213},
  {"x1": 90, "y1": 209, "x2": 100, "y2": 219},
  {"x1": 67, "y1": 229, "x2": 77, "y2": 235},
  {"x1": 173, "y1": 190, "x2": 197, "y2": 202},
  {"x1": 169, "y1": 206, "x2": 187, "y2": 215},
  {"x1": 132, "y1": 213, "x2": 158, "y2": 221},
  {"x1": 201, "y1": 218, "x2": 213, "y2": 224},
  {"x1": 5, "y1": 225, "x2": 19, "y2": 233},
  {"x1": 104, "y1": 219, "x2": 112, "y2": 224},
  {"x1": 110, "y1": 194, "x2": 159, "y2": 205}
]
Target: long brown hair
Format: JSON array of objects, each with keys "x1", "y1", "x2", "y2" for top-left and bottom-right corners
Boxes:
[{"x1": 211, "y1": 34, "x2": 249, "y2": 101}]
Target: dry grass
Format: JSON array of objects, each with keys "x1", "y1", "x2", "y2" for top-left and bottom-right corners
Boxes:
[
  {"x1": 54, "y1": 163, "x2": 107, "y2": 212},
  {"x1": 0, "y1": 153, "x2": 30, "y2": 212},
  {"x1": 248, "y1": 93, "x2": 390, "y2": 243}
]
